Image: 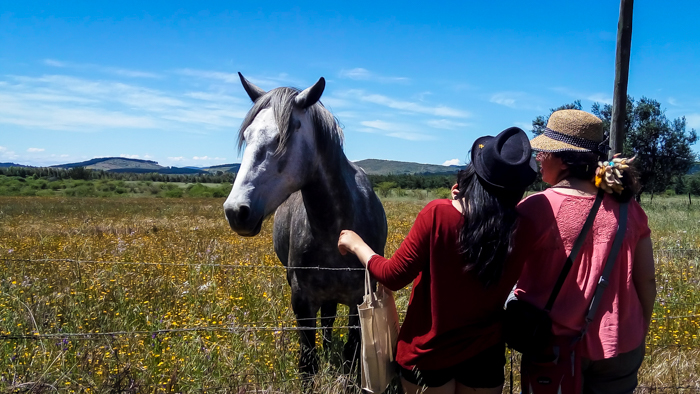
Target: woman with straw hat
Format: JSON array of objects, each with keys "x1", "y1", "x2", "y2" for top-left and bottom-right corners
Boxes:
[
  {"x1": 510, "y1": 109, "x2": 656, "y2": 393},
  {"x1": 338, "y1": 127, "x2": 537, "y2": 394}
]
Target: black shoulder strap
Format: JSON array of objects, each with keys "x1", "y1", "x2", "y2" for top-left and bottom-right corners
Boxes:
[
  {"x1": 580, "y1": 200, "x2": 629, "y2": 335},
  {"x1": 544, "y1": 189, "x2": 605, "y2": 312}
]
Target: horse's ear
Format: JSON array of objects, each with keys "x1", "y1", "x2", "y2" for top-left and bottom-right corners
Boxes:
[
  {"x1": 294, "y1": 77, "x2": 325, "y2": 109},
  {"x1": 238, "y1": 72, "x2": 266, "y2": 102}
]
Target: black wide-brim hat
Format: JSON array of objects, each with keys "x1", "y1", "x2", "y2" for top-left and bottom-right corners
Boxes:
[{"x1": 471, "y1": 127, "x2": 537, "y2": 192}]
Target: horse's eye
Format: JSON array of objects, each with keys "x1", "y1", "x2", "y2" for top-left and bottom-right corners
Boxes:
[{"x1": 292, "y1": 119, "x2": 301, "y2": 130}]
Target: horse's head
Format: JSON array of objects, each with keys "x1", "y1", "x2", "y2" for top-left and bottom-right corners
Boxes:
[{"x1": 224, "y1": 73, "x2": 330, "y2": 236}]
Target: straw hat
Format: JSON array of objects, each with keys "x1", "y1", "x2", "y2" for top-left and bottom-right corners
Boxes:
[
  {"x1": 471, "y1": 127, "x2": 537, "y2": 192},
  {"x1": 530, "y1": 109, "x2": 609, "y2": 153}
]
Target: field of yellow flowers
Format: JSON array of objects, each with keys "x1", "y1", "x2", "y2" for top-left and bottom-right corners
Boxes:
[{"x1": 1, "y1": 195, "x2": 699, "y2": 393}]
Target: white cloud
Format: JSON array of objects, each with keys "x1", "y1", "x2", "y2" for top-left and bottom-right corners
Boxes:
[
  {"x1": 44, "y1": 59, "x2": 161, "y2": 78},
  {"x1": 360, "y1": 120, "x2": 399, "y2": 132},
  {"x1": 490, "y1": 93, "x2": 518, "y2": 108},
  {"x1": 340, "y1": 68, "x2": 372, "y2": 80},
  {"x1": 178, "y1": 69, "x2": 303, "y2": 89},
  {"x1": 668, "y1": 97, "x2": 679, "y2": 106},
  {"x1": 27, "y1": 148, "x2": 45, "y2": 152},
  {"x1": 345, "y1": 90, "x2": 469, "y2": 118},
  {"x1": 339, "y1": 68, "x2": 409, "y2": 84},
  {"x1": 44, "y1": 59, "x2": 67, "y2": 67},
  {"x1": 107, "y1": 68, "x2": 160, "y2": 79},
  {"x1": 385, "y1": 132, "x2": 434, "y2": 141},
  {"x1": 0, "y1": 74, "x2": 249, "y2": 132},
  {"x1": 686, "y1": 114, "x2": 700, "y2": 129},
  {"x1": 442, "y1": 159, "x2": 462, "y2": 166},
  {"x1": 168, "y1": 156, "x2": 185, "y2": 161},
  {"x1": 426, "y1": 119, "x2": 468, "y2": 130},
  {"x1": 320, "y1": 97, "x2": 353, "y2": 109},
  {"x1": 177, "y1": 68, "x2": 240, "y2": 83},
  {"x1": 586, "y1": 93, "x2": 612, "y2": 105},
  {"x1": 551, "y1": 86, "x2": 612, "y2": 105},
  {"x1": 120, "y1": 154, "x2": 142, "y2": 159},
  {"x1": 0, "y1": 146, "x2": 18, "y2": 160},
  {"x1": 359, "y1": 120, "x2": 434, "y2": 141},
  {"x1": 193, "y1": 156, "x2": 226, "y2": 161}
]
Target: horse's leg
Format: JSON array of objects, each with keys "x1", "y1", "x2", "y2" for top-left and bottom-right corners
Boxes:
[
  {"x1": 291, "y1": 291, "x2": 320, "y2": 381},
  {"x1": 343, "y1": 303, "x2": 362, "y2": 375},
  {"x1": 320, "y1": 301, "x2": 337, "y2": 352}
]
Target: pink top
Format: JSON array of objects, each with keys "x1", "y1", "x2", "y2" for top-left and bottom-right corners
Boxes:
[
  {"x1": 512, "y1": 189, "x2": 651, "y2": 360},
  {"x1": 368, "y1": 199, "x2": 524, "y2": 370}
]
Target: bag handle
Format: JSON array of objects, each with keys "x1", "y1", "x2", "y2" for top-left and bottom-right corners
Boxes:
[
  {"x1": 364, "y1": 266, "x2": 377, "y2": 305},
  {"x1": 544, "y1": 189, "x2": 605, "y2": 312},
  {"x1": 579, "y1": 200, "x2": 629, "y2": 338}
]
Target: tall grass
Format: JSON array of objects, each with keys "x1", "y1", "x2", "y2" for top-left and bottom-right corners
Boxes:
[{"x1": 0, "y1": 195, "x2": 699, "y2": 392}]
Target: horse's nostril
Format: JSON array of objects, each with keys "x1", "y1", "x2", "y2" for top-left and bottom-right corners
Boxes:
[{"x1": 236, "y1": 205, "x2": 251, "y2": 223}]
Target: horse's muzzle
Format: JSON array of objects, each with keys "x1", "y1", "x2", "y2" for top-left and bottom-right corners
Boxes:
[{"x1": 224, "y1": 205, "x2": 263, "y2": 236}]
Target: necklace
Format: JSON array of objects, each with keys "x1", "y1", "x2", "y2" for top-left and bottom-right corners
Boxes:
[{"x1": 552, "y1": 179, "x2": 597, "y2": 196}]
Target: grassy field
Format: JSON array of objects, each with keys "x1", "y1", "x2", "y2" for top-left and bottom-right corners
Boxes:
[{"x1": 0, "y1": 195, "x2": 699, "y2": 393}]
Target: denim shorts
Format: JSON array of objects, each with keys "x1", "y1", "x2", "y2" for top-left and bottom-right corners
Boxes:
[{"x1": 399, "y1": 342, "x2": 506, "y2": 388}]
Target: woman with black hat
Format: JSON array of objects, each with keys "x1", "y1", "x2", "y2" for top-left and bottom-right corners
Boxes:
[
  {"x1": 511, "y1": 109, "x2": 655, "y2": 393},
  {"x1": 338, "y1": 127, "x2": 537, "y2": 394}
]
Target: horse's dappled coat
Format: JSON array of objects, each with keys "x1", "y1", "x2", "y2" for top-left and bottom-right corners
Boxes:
[{"x1": 224, "y1": 73, "x2": 388, "y2": 379}]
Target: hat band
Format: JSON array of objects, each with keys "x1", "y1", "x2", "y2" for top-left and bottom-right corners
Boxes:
[{"x1": 543, "y1": 127, "x2": 610, "y2": 153}]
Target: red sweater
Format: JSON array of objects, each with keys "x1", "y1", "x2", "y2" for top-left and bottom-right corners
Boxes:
[{"x1": 368, "y1": 199, "x2": 524, "y2": 370}]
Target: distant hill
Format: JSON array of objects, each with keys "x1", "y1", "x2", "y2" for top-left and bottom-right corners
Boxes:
[
  {"x1": 9, "y1": 157, "x2": 697, "y2": 177},
  {"x1": 51, "y1": 157, "x2": 207, "y2": 175},
  {"x1": 203, "y1": 163, "x2": 242, "y2": 173},
  {"x1": 354, "y1": 159, "x2": 463, "y2": 175},
  {"x1": 690, "y1": 163, "x2": 700, "y2": 175},
  {"x1": 53, "y1": 157, "x2": 162, "y2": 171},
  {"x1": 0, "y1": 162, "x2": 31, "y2": 168}
]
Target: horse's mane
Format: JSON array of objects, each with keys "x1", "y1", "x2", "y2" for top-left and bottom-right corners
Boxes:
[{"x1": 237, "y1": 87, "x2": 344, "y2": 156}]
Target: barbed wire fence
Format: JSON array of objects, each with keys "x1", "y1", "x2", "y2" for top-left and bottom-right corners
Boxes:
[{"x1": 2, "y1": 249, "x2": 700, "y2": 392}]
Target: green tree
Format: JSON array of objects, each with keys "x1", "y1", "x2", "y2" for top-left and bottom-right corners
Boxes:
[
  {"x1": 690, "y1": 175, "x2": 700, "y2": 196},
  {"x1": 592, "y1": 96, "x2": 698, "y2": 201},
  {"x1": 376, "y1": 181, "x2": 397, "y2": 198},
  {"x1": 531, "y1": 100, "x2": 582, "y2": 137},
  {"x1": 675, "y1": 175, "x2": 688, "y2": 196}
]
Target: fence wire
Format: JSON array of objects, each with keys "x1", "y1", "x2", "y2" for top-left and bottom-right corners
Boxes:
[
  {"x1": 3, "y1": 253, "x2": 700, "y2": 392},
  {"x1": 2, "y1": 257, "x2": 367, "y2": 271}
]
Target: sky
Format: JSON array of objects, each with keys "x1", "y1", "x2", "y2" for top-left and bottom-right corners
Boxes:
[{"x1": 1, "y1": 1, "x2": 699, "y2": 168}]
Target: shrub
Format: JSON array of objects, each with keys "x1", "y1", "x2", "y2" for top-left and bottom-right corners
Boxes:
[{"x1": 163, "y1": 188, "x2": 184, "y2": 198}]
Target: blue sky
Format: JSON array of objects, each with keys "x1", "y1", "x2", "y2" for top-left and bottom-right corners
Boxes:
[{"x1": 1, "y1": 1, "x2": 699, "y2": 167}]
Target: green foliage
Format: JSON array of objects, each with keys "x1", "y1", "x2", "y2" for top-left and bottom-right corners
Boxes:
[
  {"x1": 0, "y1": 165, "x2": 234, "y2": 184},
  {"x1": 592, "y1": 96, "x2": 698, "y2": 197},
  {"x1": 689, "y1": 174, "x2": 700, "y2": 196},
  {"x1": 376, "y1": 181, "x2": 397, "y2": 197},
  {"x1": 675, "y1": 176, "x2": 688, "y2": 195},
  {"x1": 162, "y1": 187, "x2": 184, "y2": 198},
  {"x1": 369, "y1": 174, "x2": 455, "y2": 190},
  {"x1": 531, "y1": 100, "x2": 582, "y2": 137}
]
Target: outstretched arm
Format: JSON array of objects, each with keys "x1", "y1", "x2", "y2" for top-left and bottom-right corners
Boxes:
[{"x1": 338, "y1": 230, "x2": 376, "y2": 267}]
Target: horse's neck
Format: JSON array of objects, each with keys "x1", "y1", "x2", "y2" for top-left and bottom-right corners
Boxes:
[{"x1": 300, "y1": 151, "x2": 357, "y2": 232}]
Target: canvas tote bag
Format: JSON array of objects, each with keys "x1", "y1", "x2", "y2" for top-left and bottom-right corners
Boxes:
[{"x1": 358, "y1": 266, "x2": 400, "y2": 393}]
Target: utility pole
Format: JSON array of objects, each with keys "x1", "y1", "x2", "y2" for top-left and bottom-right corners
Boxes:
[{"x1": 609, "y1": 0, "x2": 634, "y2": 158}]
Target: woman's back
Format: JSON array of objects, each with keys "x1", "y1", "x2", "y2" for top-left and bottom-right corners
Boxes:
[
  {"x1": 512, "y1": 188, "x2": 651, "y2": 360},
  {"x1": 370, "y1": 198, "x2": 525, "y2": 369}
]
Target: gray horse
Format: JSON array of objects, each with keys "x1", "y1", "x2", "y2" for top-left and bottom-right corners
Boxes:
[{"x1": 223, "y1": 73, "x2": 387, "y2": 378}]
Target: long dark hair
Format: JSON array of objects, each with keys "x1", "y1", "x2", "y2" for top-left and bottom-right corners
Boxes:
[
  {"x1": 553, "y1": 151, "x2": 640, "y2": 203},
  {"x1": 455, "y1": 164, "x2": 520, "y2": 286}
]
